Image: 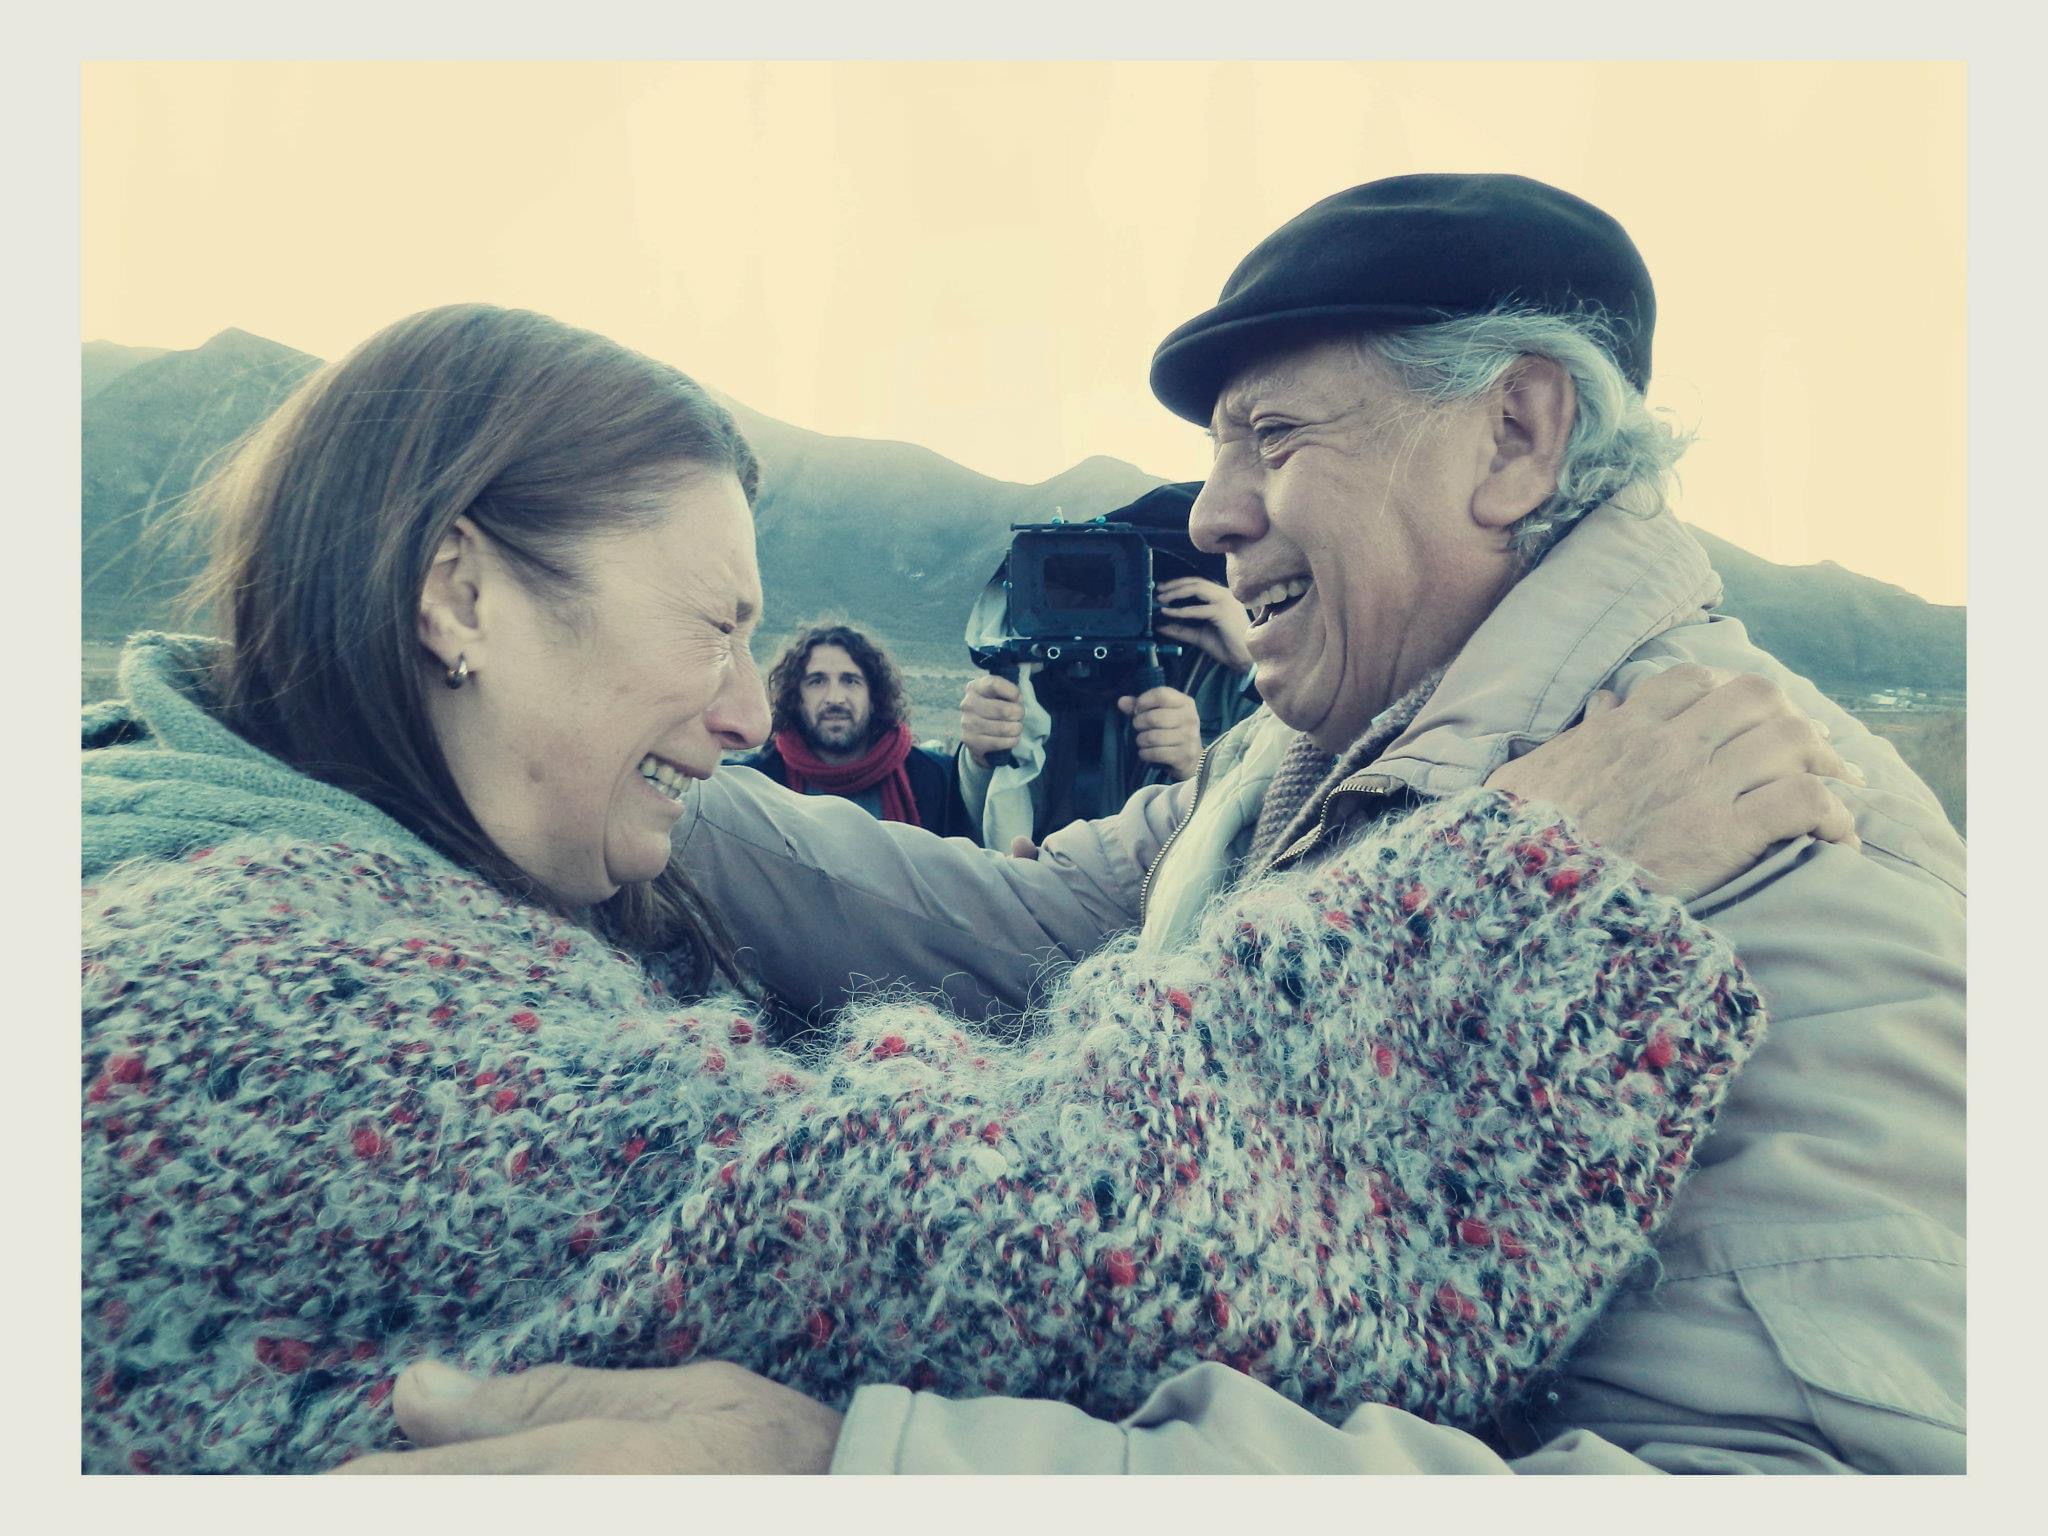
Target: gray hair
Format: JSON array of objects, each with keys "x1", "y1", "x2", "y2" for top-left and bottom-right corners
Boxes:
[{"x1": 1358, "y1": 305, "x2": 1690, "y2": 561}]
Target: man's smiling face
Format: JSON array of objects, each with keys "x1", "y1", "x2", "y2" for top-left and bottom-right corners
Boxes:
[{"x1": 1189, "y1": 337, "x2": 1521, "y2": 753}]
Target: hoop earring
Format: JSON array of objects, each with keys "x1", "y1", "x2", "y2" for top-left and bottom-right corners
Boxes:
[{"x1": 445, "y1": 653, "x2": 471, "y2": 690}]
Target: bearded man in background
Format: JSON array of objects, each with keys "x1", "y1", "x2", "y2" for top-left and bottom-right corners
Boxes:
[{"x1": 737, "y1": 621, "x2": 970, "y2": 837}]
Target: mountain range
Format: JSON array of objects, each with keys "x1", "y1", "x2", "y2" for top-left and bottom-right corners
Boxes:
[{"x1": 81, "y1": 330, "x2": 1964, "y2": 700}]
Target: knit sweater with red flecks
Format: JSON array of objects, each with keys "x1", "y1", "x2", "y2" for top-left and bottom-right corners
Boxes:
[{"x1": 82, "y1": 634, "x2": 1765, "y2": 1473}]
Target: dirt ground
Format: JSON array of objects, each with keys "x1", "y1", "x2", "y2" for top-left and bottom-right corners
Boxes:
[{"x1": 1851, "y1": 710, "x2": 1966, "y2": 837}]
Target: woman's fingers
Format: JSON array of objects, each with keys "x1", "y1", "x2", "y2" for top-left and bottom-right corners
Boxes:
[
  {"x1": 1713, "y1": 715, "x2": 1861, "y2": 796},
  {"x1": 335, "y1": 1417, "x2": 646, "y2": 1474},
  {"x1": 1735, "y1": 774, "x2": 1861, "y2": 850},
  {"x1": 1637, "y1": 671, "x2": 1867, "y2": 800},
  {"x1": 396, "y1": 1360, "x2": 590, "y2": 1445},
  {"x1": 1618, "y1": 662, "x2": 1733, "y2": 721},
  {"x1": 1487, "y1": 666, "x2": 1872, "y2": 900},
  {"x1": 1668, "y1": 670, "x2": 1801, "y2": 748},
  {"x1": 393, "y1": 1359, "x2": 709, "y2": 1447},
  {"x1": 332, "y1": 1359, "x2": 844, "y2": 1475}
]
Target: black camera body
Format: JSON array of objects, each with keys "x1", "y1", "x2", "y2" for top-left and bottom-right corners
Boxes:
[
  {"x1": 965, "y1": 517, "x2": 1183, "y2": 768},
  {"x1": 1006, "y1": 523, "x2": 1152, "y2": 646},
  {"x1": 969, "y1": 520, "x2": 1178, "y2": 674}
]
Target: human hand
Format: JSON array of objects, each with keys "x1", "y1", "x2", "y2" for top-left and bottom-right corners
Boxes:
[
  {"x1": 328, "y1": 1358, "x2": 842, "y2": 1475},
  {"x1": 1118, "y1": 685, "x2": 1203, "y2": 781},
  {"x1": 1155, "y1": 576, "x2": 1254, "y2": 674},
  {"x1": 960, "y1": 674, "x2": 1025, "y2": 768},
  {"x1": 1485, "y1": 664, "x2": 1864, "y2": 903}
]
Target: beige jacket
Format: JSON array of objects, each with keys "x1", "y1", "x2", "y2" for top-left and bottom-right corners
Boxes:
[{"x1": 682, "y1": 504, "x2": 1966, "y2": 1473}]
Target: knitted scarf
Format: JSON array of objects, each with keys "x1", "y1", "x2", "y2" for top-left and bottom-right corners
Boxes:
[
  {"x1": 774, "y1": 721, "x2": 921, "y2": 826},
  {"x1": 1246, "y1": 665, "x2": 1449, "y2": 874},
  {"x1": 82, "y1": 634, "x2": 1767, "y2": 1472}
]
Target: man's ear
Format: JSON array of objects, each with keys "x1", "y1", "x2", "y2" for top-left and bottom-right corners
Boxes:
[
  {"x1": 417, "y1": 516, "x2": 490, "y2": 670},
  {"x1": 1470, "y1": 355, "x2": 1577, "y2": 531}
]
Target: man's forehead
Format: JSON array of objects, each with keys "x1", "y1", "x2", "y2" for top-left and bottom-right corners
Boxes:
[
  {"x1": 1210, "y1": 338, "x2": 1375, "y2": 426},
  {"x1": 805, "y1": 644, "x2": 859, "y2": 671}
]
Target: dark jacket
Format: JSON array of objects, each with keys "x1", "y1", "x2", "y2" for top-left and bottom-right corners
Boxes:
[{"x1": 737, "y1": 737, "x2": 975, "y2": 842}]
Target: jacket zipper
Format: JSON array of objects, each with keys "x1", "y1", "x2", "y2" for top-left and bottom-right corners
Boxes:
[
  {"x1": 1137, "y1": 741, "x2": 1218, "y2": 924},
  {"x1": 1269, "y1": 771, "x2": 1403, "y2": 873}
]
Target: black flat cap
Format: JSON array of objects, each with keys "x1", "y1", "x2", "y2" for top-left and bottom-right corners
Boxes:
[{"x1": 1150, "y1": 173, "x2": 1656, "y2": 424}]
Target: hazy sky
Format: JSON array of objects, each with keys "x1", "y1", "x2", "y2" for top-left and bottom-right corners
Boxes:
[{"x1": 81, "y1": 61, "x2": 1966, "y2": 604}]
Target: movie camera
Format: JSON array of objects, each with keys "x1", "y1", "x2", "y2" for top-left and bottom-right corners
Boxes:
[{"x1": 964, "y1": 513, "x2": 1186, "y2": 768}]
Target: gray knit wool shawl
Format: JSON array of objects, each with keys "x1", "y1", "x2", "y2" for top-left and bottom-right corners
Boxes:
[{"x1": 83, "y1": 635, "x2": 1766, "y2": 1473}]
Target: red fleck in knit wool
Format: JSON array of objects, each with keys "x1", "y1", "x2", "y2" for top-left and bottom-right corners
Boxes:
[{"x1": 80, "y1": 637, "x2": 1766, "y2": 1474}]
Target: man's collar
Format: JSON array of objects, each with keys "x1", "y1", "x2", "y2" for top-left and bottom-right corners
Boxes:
[
  {"x1": 1367, "y1": 504, "x2": 1721, "y2": 795},
  {"x1": 1249, "y1": 664, "x2": 1449, "y2": 876}
]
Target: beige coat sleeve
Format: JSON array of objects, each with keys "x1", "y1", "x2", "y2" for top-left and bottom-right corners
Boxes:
[
  {"x1": 831, "y1": 1363, "x2": 1654, "y2": 1473},
  {"x1": 673, "y1": 765, "x2": 1192, "y2": 1020}
]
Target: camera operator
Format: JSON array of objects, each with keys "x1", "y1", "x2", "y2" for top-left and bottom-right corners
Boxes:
[{"x1": 957, "y1": 484, "x2": 1260, "y2": 846}]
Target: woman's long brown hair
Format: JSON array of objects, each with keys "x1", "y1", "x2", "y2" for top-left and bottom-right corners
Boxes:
[{"x1": 181, "y1": 303, "x2": 759, "y2": 995}]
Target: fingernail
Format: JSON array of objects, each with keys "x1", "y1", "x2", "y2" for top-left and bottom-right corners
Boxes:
[
  {"x1": 407, "y1": 1360, "x2": 479, "y2": 1403},
  {"x1": 1845, "y1": 763, "x2": 1867, "y2": 784}
]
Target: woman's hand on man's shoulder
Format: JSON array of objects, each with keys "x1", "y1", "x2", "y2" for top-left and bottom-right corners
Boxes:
[{"x1": 1485, "y1": 664, "x2": 1863, "y2": 903}]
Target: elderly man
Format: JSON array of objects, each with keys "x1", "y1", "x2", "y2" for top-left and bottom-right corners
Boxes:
[{"x1": 350, "y1": 175, "x2": 1964, "y2": 1474}]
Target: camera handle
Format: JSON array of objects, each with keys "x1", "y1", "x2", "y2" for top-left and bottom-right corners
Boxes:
[
  {"x1": 985, "y1": 657, "x2": 1020, "y2": 769},
  {"x1": 1129, "y1": 643, "x2": 1167, "y2": 698},
  {"x1": 971, "y1": 642, "x2": 1179, "y2": 769}
]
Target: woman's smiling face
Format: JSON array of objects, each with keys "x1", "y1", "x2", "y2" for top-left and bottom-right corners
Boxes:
[{"x1": 425, "y1": 468, "x2": 770, "y2": 905}]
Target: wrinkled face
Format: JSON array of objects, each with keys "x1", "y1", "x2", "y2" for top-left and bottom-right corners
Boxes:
[
  {"x1": 1190, "y1": 338, "x2": 1515, "y2": 752},
  {"x1": 796, "y1": 642, "x2": 874, "y2": 756},
  {"x1": 431, "y1": 470, "x2": 770, "y2": 905}
]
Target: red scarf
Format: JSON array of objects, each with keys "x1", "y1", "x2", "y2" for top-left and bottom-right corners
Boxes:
[{"x1": 774, "y1": 721, "x2": 922, "y2": 826}]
